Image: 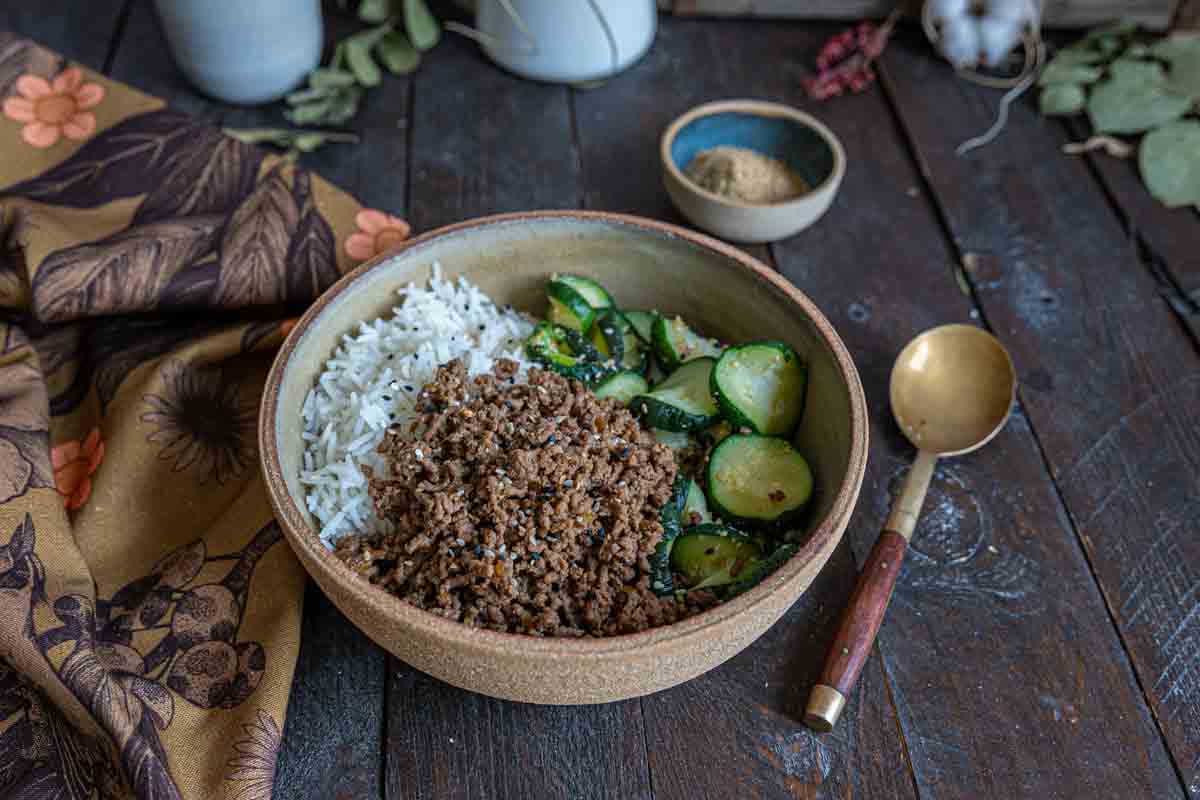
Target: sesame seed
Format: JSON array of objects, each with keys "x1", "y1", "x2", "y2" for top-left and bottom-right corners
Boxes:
[{"x1": 414, "y1": 449, "x2": 424, "y2": 460}]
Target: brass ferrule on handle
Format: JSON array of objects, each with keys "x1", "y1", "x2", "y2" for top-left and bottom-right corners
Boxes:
[{"x1": 884, "y1": 449, "x2": 937, "y2": 541}]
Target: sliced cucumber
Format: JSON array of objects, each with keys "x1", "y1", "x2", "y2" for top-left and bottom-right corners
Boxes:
[
  {"x1": 593, "y1": 370, "x2": 649, "y2": 405},
  {"x1": 624, "y1": 310, "x2": 660, "y2": 345},
  {"x1": 650, "y1": 476, "x2": 690, "y2": 596},
  {"x1": 723, "y1": 543, "x2": 798, "y2": 599},
  {"x1": 682, "y1": 478, "x2": 712, "y2": 526},
  {"x1": 652, "y1": 428, "x2": 692, "y2": 451},
  {"x1": 652, "y1": 315, "x2": 723, "y2": 371},
  {"x1": 670, "y1": 524, "x2": 763, "y2": 590},
  {"x1": 632, "y1": 357, "x2": 720, "y2": 432},
  {"x1": 703, "y1": 420, "x2": 734, "y2": 446},
  {"x1": 554, "y1": 274, "x2": 615, "y2": 312},
  {"x1": 524, "y1": 322, "x2": 616, "y2": 385},
  {"x1": 546, "y1": 274, "x2": 614, "y2": 332},
  {"x1": 706, "y1": 434, "x2": 813, "y2": 524},
  {"x1": 590, "y1": 309, "x2": 648, "y2": 374},
  {"x1": 548, "y1": 296, "x2": 589, "y2": 332},
  {"x1": 712, "y1": 341, "x2": 807, "y2": 437}
]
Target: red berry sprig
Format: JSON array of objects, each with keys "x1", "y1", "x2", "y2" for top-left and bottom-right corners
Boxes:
[{"x1": 803, "y1": 11, "x2": 900, "y2": 101}]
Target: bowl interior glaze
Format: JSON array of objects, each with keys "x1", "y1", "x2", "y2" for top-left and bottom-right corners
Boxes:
[
  {"x1": 669, "y1": 110, "x2": 837, "y2": 193},
  {"x1": 262, "y1": 212, "x2": 867, "y2": 704}
]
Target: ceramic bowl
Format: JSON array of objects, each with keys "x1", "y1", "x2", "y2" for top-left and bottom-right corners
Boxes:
[
  {"x1": 661, "y1": 99, "x2": 846, "y2": 244},
  {"x1": 260, "y1": 211, "x2": 868, "y2": 704}
]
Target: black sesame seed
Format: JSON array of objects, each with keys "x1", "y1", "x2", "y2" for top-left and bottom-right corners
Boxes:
[
  {"x1": 404, "y1": 385, "x2": 414, "y2": 391},
  {"x1": 474, "y1": 544, "x2": 483, "y2": 556},
  {"x1": 530, "y1": 552, "x2": 541, "y2": 561},
  {"x1": 382, "y1": 395, "x2": 392, "y2": 401},
  {"x1": 478, "y1": 324, "x2": 485, "y2": 331}
]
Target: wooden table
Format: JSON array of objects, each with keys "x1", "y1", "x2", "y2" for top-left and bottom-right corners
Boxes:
[{"x1": 5, "y1": 2, "x2": 1199, "y2": 798}]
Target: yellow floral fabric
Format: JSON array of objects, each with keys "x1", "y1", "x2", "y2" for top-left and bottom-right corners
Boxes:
[{"x1": 0, "y1": 34, "x2": 397, "y2": 800}]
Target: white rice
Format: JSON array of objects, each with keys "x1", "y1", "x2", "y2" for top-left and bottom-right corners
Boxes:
[{"x1": 300, "y1": 263, "x2": 536, "y2": 547}]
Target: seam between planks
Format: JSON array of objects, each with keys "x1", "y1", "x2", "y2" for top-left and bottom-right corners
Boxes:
[
  {"x1": 875, "y1": 59, "x2": 1194, "y2": 800},
  {"x1": 100, "y1": 0, "x2": 135, "y2": 74},
  {"x1": 567, "y1": 88, "x2": 588, "y2": 211},
  {"x1": 878, "y1": 650, "x2": 924, "y2": 800}
]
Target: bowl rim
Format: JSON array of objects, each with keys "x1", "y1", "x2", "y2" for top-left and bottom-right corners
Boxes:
[
  {"x1": 660, "y1": 99, "x2": 847, "y2": 210},
  {"x1": 259, "y1": 209, "x2": 868, "y2": 657}
]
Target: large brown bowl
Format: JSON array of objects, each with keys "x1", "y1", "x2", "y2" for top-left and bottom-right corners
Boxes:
[{"x1": 260, "y1": 211, "x2": 868, "y2": 704}]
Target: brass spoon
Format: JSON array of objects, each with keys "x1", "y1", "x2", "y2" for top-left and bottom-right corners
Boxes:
[{"x1": 804, "y1": 324, "x2": 1017, "y2": 732}]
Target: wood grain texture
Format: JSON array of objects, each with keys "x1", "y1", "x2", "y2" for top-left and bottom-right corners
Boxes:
[
  {"x1": 406, "y1": 29, "x2": 578, "y2": 232},
  {"x1": 819, "y1": 531, "x2": 906, "y2": 697},
  {"x1": 747, "y1": 24, "x2": 1187, "y2": 798},
  {"x1": 274, "y1": 584, "x2": 387, "y2": 800},
  {"x1": 0, "y1": 0, "x2": 128, "y2": 70},
  {"x1": 387, "y1": 19, "x2": 653, "y2": 800},
  {"x1": 1064, "y1": 117, "x2": 1200, "y2": 341},
  {"x1": 576, "y1": 19, "x2": 915, "y2": 800},
  {"x1": 880, "y1": 30, "x2": 1197, "y2": 797}
]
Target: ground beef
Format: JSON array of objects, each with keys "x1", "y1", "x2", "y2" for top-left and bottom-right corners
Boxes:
[{"x1": 334, "y1": 359, "x2": 718, "y2": 637}]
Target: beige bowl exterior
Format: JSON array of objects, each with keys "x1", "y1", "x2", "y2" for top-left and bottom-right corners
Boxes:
[
  {"x1": 661, "y1": 99, "x2": 847, "y2": 244},
  {"x1": 260, "y1": 211, "x2": 868, "y2": 704}
]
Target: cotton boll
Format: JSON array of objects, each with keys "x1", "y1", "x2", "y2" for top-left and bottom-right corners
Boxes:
[
  {"x1": 939, "y1": 15, "x2": 982, "y2": 68},
  {"x1": 987, "y1": 0, "x2": 1038, "y2": 25},
  {"x1": 978, "y1": 16, "x2": 1022, "y2": 67}
]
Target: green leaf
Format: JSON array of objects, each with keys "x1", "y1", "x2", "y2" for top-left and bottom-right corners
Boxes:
[
  {"x1": 1039, "y1": 84, "x2": 1087, "y2": 115},
  {"x1": 403, "y1": 0, "x2": 441, "y2": 51},
  {"x1": 1139, "y1": 119, "x2": 1200, "y2": 208},
  {"x1": 358, "y1": 0, "x2": 392, "y2": 23},
  {"x1": 285, "y1": 86, "x2": 336, "y2": 105},
  {"x1": 1151, "y1": 34, "x2": 1200, "y2": 99},
  {"x1": 1086, "y1": 59, "x2": 1193, "y2": 134},
  {"x1": 1038, "y1": 62, "x2": 1102, "y2": 87},
  {"x1": 1050, "y1": 47, "x2": 1108, "y2": 66},
  {"x1": 309, "y1": 68, "x2": 358, "y2": 90},
  {"x1": 376, "y1": 30, "x2": 421, "y2": 74},
  {"x1": 224, "y1": 128, "x2": 359, "y2": 154},
  {"x1": 345, "y1": 40, "x2": 382, "y2": 86},
  {"x1": 323, "y1": 87, "x2": 364, "y2": 124},
  {"x1": 284, "y1": 98, "x2": 336, "y2": 125}
]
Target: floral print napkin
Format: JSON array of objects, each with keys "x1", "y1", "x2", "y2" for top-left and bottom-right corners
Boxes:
[{"x1": 0, "y1": 34, "x2": 408, "y2": 800}]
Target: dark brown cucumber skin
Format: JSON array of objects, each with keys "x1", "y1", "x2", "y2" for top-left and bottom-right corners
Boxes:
[
  {"x1": 711, "y1": 340, "x2": 807, "y2": 437},
  {"x1": 705, "y1": 434, "x2": 813, "y2": 526},
  {"x1": 649, "y1": 476, "x2": 690, "y2": 596},
  {"x1": 525, "y1": 322, "x2": 617, "y2": 385}
]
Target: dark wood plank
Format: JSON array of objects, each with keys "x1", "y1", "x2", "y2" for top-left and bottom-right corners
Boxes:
[
  {"x1": 0, "y1": 0, "x2": 128, "y2": 70},
  {"x1": 766, "y1": 27, "x2": 1184, "y2": 799},
  {"x1": 105, "y1": 0, "x2": 223, "y2": 121},
  {"x1": 880, "y1": 30, "x2": 1197, "y2": 797},
  {"x1": 387, "y1": 26, "x2": 651, "y2": 800},
  {"x1": 575, "y1": 19, "x2": 916, "y2": 800},
  {"x1": 406, "y1": 30, "x2": 578, "y2": 231},
  {"x1": 1064, "y1": 117, "x2": 1200, "y2": 339},
  {"x1": 274, "y1": 583, "x2": 388, "y2": 800}
]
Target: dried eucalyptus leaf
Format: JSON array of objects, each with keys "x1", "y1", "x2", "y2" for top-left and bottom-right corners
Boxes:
[
  {"x1": 345, "y1": 40, "x2": 382, "y2": 86},
  {"x1": 1039, "y1": 84, "x2": 1086, "y2": 115},
  {"x1": 1151, "y1": 34, "x2": 1200, "y2": 99},
  {"x1": 1139, "y1": 119, "x2": 1200, "y2": 208},
  {"x1": 403, "y1": 0, "x2": 441, "y2": 51},
  {"x1": 1038, "y1": 62, "x2": 1102, "y2": 86},
  {"x1": 224, "y1": 128, "x2": 358, "y2": 155},
  {"x1": 1051, "y1": 47, "x2": 1107, "y2": 66},
  {"x1": 323, "y1": 87, "x2": 364, "y2": 124},
  {"x1": 358, "y1": 0, "x2": 392, "y2": 23},
  {"x1": 1086, "y1": 59, "x2": 1193, "y2": 134},
  {"x1": 286, "y1": 86, "x2": 335, "y2": 105},
  {"x1": 309, "y1": 68, "x2": 358, "y2": 90},
  {"x1": 284, "y1": 98, "x2": 336, "y2": 125},
  {"x1": 376, "y1": 31, "x2": 421, "y2": 74},
  {"x1": 224, "y1": 128, "x2": 292, "y2": 147}
]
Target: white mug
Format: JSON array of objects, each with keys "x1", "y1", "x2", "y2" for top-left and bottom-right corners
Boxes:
[{"x1": 475, "y1": 0, "x2": 657, "y2": 84}]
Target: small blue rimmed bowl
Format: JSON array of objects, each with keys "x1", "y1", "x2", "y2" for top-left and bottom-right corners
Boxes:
[{"x1": 661, "y1": 99, "x2": 846, "y2": 244}]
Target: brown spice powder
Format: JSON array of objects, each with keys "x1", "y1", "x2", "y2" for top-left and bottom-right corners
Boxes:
[{"x1": 684, "y1": 145, "x2": 810, "y2": 205}]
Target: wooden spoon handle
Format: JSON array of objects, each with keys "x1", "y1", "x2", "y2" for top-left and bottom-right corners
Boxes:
[{"x1": 804, "y1": 529, "x2": 908, "y2": 732}]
